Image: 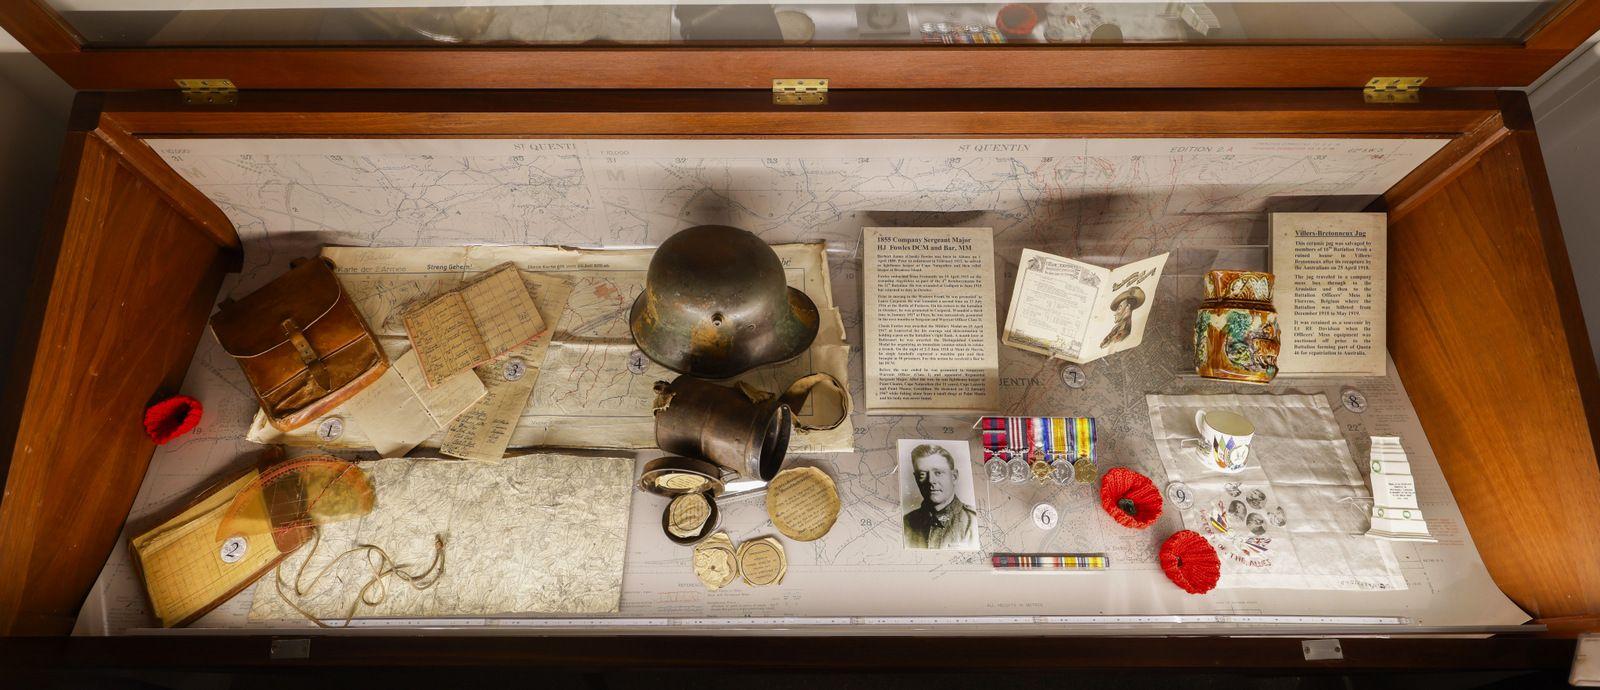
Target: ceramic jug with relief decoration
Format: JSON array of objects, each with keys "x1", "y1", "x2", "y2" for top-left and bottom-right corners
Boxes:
[{"x1": 1195, "y1": 270, "x2": 1280, "y2": 384}]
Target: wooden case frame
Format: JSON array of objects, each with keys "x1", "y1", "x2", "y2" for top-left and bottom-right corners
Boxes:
[
  {"x1": 1, "y1": 0, "x2": 1600, "y2": 90},
  {"x1": 0, "y1": 89, "x2": 1597, "y2": 671}
]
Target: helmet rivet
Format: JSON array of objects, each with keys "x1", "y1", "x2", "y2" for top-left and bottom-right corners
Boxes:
[{"x1": 711, "y1": 312, "x2": 724, "y2": 327}]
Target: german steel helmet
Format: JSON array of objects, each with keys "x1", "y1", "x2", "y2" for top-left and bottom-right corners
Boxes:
[{"x1": 630, "y1": 225, "x2": 820, "y2": 379}]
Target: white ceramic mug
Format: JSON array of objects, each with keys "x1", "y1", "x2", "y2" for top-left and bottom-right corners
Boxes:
[{"x1": 1184, "y1": 409, "x2": 1255, "y2": 473}]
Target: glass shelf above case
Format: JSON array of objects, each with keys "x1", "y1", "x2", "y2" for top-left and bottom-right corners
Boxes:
[{"x1": 46, "y1": 0, "x2": 1563, "y2": 47}]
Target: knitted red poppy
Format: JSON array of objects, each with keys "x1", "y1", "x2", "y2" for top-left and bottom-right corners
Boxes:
[
  {"x1": 1099, "y1": 467, "x2": 1163, "y2": 529},
  {"x1": 143, "y1": 395, "x2": 202, "y2": 445},
  {"x1": 1160, "y1": 530, "x2": 1221, "y2": 594}
]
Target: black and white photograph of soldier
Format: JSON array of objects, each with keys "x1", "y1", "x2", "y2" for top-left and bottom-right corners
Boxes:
[{"x1": 900, "y1": 440, "x2": 980, "y2": 551}]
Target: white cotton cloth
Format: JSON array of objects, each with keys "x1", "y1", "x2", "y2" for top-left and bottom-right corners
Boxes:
[{"x1": 1148, "y1": 393, "x2": 1406, "y2": 591}]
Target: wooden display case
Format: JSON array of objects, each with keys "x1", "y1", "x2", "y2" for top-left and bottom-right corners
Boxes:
[{"x1": 1, "y1": 0, "x2": 1599, "y2": 673}]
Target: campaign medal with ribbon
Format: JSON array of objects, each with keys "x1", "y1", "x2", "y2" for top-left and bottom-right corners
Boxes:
[
  {"x1": 979, "y1": 417, "x2": 1010, "y2": 484},
  {"x1": 1006, "y1": 417, "x2": 1032, "y2": 483},
  {"x1": 1028, "y1": 418, "x2": 1054, "y2": 483},
  {"x1": 1070, "y1": 417, "x2": 1098, "y2": 484},
  {"x1": 977, "y1": 416, "x2": 1098, "y2": 485}
]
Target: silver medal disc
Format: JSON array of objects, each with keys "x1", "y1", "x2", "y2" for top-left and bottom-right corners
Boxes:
[
  {"x1": 1050, "y1": 462, "x2": 1072, "y2": 485},
  {"x1": 1007, "y1": 457, "x2": 1030, "y2": 483},
  {"x1": 986, "y1": 460, "x2": 1008, "y2": 484}
]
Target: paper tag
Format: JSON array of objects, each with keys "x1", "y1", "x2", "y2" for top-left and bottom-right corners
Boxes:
[
  {"x1": 315, "y1": 417, "x2": 344, "y2": 442},
  {"x1": 219, "y1": 535, "x2": 248, "y2": 564},
  {"x1": 1166, "y1": 481, "x2": 1195, "y2": 511},
  {"x1": 1341, "y1": 388, "x2": 1368, "y2": 413},
  {"x1": 1570, "y1": 633, "x2": 1600, "y2": 687},
  {"x1": 502, "y1": 357, "x2": 527, "y2": 382},
  {"x1": 1031, "y1": 503, "x2": 1059, "y2": 530}
]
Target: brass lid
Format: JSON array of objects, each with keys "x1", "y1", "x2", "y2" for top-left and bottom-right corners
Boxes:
[{"x1": 638, "y1": 456, "x2": 727, "y2": 497}]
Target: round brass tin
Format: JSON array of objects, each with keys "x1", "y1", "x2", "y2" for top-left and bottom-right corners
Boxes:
[
  {"x1": 638, "y1": 456, "x2": 727, "y2": 497},
  {"x1": 640, "y1": 456, "x2": 727, "y2": 546},
  {"x1": 662, "y1": 491, "x2": 721, "y2": 545}
]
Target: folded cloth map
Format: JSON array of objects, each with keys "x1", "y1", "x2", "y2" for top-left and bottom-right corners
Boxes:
[{"x1": 250, "y1": 452, "x2": 635, "y2": 620}]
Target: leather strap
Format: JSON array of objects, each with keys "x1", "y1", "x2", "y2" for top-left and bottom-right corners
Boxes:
[
  {"x1": 282, "y1": 318, "x2": 332, "y2": 392},
  {"x1": 779, "y1": 372, "x2": 851, "y2": 432}
]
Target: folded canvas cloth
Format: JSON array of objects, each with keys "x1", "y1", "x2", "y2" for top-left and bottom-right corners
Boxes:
[{"x1": 1148, "y1": 393, "x2": 1405, "y2": 591}]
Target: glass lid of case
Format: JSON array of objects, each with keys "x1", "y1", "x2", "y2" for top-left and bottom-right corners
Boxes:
[{"x1": 44, "y1": 0, "x2": 1564, "y2": 47}]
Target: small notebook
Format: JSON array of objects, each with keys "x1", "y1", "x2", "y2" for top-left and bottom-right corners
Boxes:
[
  {"x1": 129, "y1": 470, "x2": 290, "y2": 627},
  {"x1": 402, "y1": 262, "x2": 546, "y2": 388}
]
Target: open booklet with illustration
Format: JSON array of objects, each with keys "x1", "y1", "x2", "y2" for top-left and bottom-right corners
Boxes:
[{"x1": 1002, "y1": 250, "x2": 1169, "y2": 364}]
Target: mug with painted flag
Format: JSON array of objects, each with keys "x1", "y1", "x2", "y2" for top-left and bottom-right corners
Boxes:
[{"x1": 1183, "y1": 409, "x2": 1255, "y2": 473}]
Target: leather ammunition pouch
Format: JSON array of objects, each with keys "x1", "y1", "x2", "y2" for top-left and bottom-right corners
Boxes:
[{"x1": 210, "y1": 257, "x2": 389, "y2": 432}]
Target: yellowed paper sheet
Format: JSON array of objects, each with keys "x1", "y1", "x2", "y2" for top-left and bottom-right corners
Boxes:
[
  {"x1": 403, "y1": 263, "x2": 546, "y2": 388},
  {"x1": 736, "y1": 537, "x2": 787, "y2": 587},
  {"x1": 339, "y1": 364, "x2": 438, "y2": 457},
  {"x1": 440, "y1": 359, "x2": 537, "y2": 462},
  {"x1": 249, "y1": 453, "x2": 635, "y2": 619},
  {"x1": 692, "y1": 532, "x2": 739, "y2": 591},
  {"x1": 863, "y1": 227, "x2": 998, "y2": 414},
  {"x1": 766, "y1": 466, "x2": 841, "y2": 542},
  {"x1": 666, "y1": 493, "x2": 712, "y2": 538},
  {"x1": 131, "y1": 471, "x2": 282, "y2": 628},
  {"x1": 460, "y1": 263, "x2": 547, "y2": 355},
  {"x1": 436, "y1": 273, "x2": 572, "y2": 462},
  {"x1": 403, "y1": 291, "x2": 488, "y2": 388},
  {"x1": 393, "y1": 349, "x2": 487, "y2": 427},
  {"x1": 1270, "y1": 212, "x2": 1388, "y2": 377}
]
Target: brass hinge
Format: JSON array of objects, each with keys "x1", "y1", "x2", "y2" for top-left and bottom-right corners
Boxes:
[
  {"x1": 1364, "y1": 77, "x2": 1426, "y2": 104},
  {"x1": 176, "y1": 79, "x2": 238, "y2": 106},
  {"x1": 773, "y1": 78, "x2": 828, "y2": 106}
]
